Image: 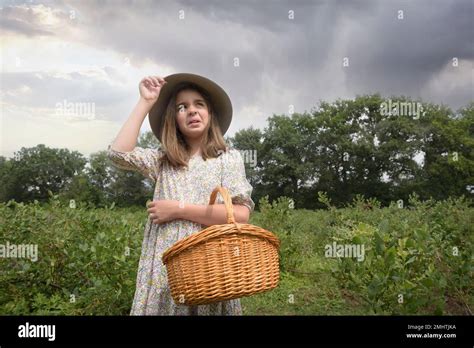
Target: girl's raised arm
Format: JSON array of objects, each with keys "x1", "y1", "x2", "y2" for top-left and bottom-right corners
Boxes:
[{"x1": 110, "y1": 76, "x2": 167, "y2": 152}]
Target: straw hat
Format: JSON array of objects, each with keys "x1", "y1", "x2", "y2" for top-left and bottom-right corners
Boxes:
[{"x1": 148, "y1": 73, "x2": 233, "y2": 143}]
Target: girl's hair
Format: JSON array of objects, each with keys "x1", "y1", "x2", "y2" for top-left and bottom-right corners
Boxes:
[{"x1": 158, "y1": 82, "x2": 228, "y2": 169}]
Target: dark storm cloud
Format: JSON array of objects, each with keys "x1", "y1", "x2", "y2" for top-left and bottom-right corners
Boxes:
[
  {"x1": 52, "y1": 0, "x2": 376, "y2": 109},
  {"x1": 342, "y1": 0, "x2": 473, "y2": 100},
  {"x1": 2, "y1": 0, "x2": 472, "y2": 118}
]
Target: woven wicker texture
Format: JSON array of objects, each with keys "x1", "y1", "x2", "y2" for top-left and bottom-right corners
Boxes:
[{"x1": 162, "y1": 186, "x2": 280, "y2": 305}]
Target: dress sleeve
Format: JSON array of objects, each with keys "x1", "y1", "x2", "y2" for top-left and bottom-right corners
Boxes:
[
  {"x1": 219, "y1": 148, "x2": 255, "y2": 214},
  {"x1": 106, "y1": 144, "x2": 162, "y2": 182}
]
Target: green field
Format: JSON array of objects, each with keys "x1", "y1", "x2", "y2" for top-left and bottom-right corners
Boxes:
[{"x1": 0, "y1": 195, "x2": 472, "y2": 315}]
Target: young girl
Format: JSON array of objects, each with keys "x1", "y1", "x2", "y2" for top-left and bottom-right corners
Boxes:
[{"x1": 107, "y1": 73, "x2": 255, "y2": 315}]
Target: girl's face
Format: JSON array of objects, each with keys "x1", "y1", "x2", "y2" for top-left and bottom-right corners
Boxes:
[{"x1": 175, "y1": 89, "x2": 210, "y2": 140}]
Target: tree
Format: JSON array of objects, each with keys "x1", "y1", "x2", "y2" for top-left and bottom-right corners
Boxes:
[
  {"x1": 6, "y1": 145, "x2": 86, "y2": 203},
  {"x1": 137, "y1": 131, "x2": 161, "y2": 149},
  {"x1": 229, "y1": 127, "x2": 266, "y2": 208},
  {"x1": 260, "y1": 114, "x2": 315, "y2": 208},
  {"x1": 2, "y1": 99, "x2": 471, "y2": 208},
  {"x1": 0, "y1": 156, "x2": 16, "y2": 202},
  {"x1": 60, "y1": 151, "x2": 111, "y2": 207},
  {"x1": 417, "y1": 102, "x2": 474, "y2": 200}
]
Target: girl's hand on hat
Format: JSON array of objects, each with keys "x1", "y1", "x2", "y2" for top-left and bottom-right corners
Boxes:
[
  {"x1": 139, "y1": 75, "x2": 167, "y2": 103},
  {"x1": 147, "y1": 199, "x2": 180, "y2": 224}
]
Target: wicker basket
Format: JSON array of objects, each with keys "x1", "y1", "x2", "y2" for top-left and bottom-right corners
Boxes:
[{"x1": 162, "y1": 186, "x2": 280, "y2": 306}]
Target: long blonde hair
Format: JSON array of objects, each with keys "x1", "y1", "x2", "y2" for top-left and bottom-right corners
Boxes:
[{"x1": 158, "y1": 82, "x2": 228, "y2": 169}]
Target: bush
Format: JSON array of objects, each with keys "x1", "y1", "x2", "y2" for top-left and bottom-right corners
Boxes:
[
  {"x1": 0, "y1": 198, "x2": 144, "y2": 315},
  {"x1": 1, "y1": 194, "x2": 472, "y2": 315},
  {"x1": 248, "y1": 193, "x2": 473, "y2": 315}
]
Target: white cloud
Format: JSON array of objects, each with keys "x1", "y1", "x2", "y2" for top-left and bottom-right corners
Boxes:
[{"x1": 1, "y1": 103, "x2": 120, "y2": 158}]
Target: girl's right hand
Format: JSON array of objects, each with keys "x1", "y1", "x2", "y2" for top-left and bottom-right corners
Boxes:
[{"x1": 139, "y1": 75, "x2": 167, "y2": 103}]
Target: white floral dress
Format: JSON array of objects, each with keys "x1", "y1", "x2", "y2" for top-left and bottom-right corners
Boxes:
[{"x1": 107, "y1": 144, "x2": 255, "y2": 315}]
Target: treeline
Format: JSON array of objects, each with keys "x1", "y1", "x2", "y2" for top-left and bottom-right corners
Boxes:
[
  {"x1": 1, "y1": 95, "x2": 472, "y2": 209},
  {"x1": 0, "y1": 132, "x2": 161, "y2": 208}
]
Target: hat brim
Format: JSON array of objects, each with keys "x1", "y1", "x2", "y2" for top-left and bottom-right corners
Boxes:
[{"x1": 148, "y1": 73, "x2": 233, "y2": 143}]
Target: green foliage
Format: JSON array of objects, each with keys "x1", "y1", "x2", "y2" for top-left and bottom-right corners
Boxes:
[
  {"x1": 0, "y1": 133, "x2": 157, "y2": 208},
  {"x1": 2, "y1": 97, "x2": 473, "y2": 211},
  {"x1": 317, "y1": 191, "x2": 334, "y2": 210},
  {"x1": 0, "y1": 197, "x2": 145, "y2": 315},
  {"x1": 229, "y1": 96, "x2": 474, "y2": 209},
  {"x1": 0, "y1": 195, "x2": 471, "y2": 315},
  {"x1": 231, "y1": 127, "x2": 264, "y2": 204},
  {"x1": 243, "y1": 194, "x2": 473, "y2": 315},
  {"x1": 255, "y1": 195, "x2": 302, "y2": 272},
  {"x1": 1, "y1": 145, "x2": 86, "y2": 203}
]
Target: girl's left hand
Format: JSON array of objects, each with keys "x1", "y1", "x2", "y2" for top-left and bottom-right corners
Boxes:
[{"x1": 147, "y1": 200, "x2": 181, "y2": 224}]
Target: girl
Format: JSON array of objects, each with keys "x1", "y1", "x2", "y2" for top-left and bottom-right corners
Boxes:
[{"x1": 107, "y1": 73, "x2": 255, "y2": 315}]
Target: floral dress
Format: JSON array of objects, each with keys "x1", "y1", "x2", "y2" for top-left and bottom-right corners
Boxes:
[{"x1": 107, "y1": 144, "x2": 255, "y2": 315}]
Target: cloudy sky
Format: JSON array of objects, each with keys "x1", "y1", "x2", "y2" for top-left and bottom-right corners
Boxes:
[{"x1": 1, "y1": 0, "x2": 472, "y2": 158}]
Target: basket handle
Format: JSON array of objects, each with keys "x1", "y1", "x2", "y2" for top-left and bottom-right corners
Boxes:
[{"x1": 208, "y1": 186, "x2": 236, "y2": 224}]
